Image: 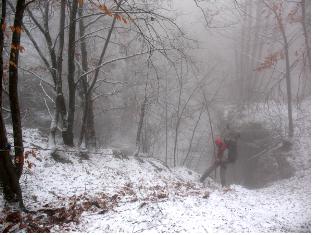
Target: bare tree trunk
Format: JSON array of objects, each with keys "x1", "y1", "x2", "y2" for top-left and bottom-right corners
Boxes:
[
  {"x1": 79, "y1": 98, "x2": 96, "y2": 149},
  {"x1": 79, "y1": 94, "x2": 95, "y2": 150},
  {"x1": 243, "y1": 0, "x2": 253, "y2": 102},
  {"x1": 48, "y1": 108, "x2": 59, "y2": 148},
  {"x1": 135, "y1": 95, "x2": 147, "y2": 155},
  {"x1": 86, "y1": 99, "x2": 96, "y2": 148},
  {"x1": 274, "y1": 5, "x2": 294, "y2": 137},
  {"x1": 8, "y1": 0, "x2": 26, "y2": 179},
  {"x1": 253, "y1": 8, "x2": 270, "y2": 94},
  {"x1": 165, "y1": 75, "x2": 168, "y2": 165},
  {"x1": 173, "y1": 81, "x2": 199, "y2": 167},
  {"x1": 142, "y1": 117, "x2": 149, "y2": 153},
  {"x1": 202, "y1": 90, "x2": 216, "y2": 176},
  {"x1": 182, "y1": 104, "x2": 204, "y2": 166},
  {"x1": 0, "y1": 0, "x2": 5, "y2": 109},
  {"x1": 80, "y1": 1, "x2": 123, "y2": 148},
  {"x1": 301, "y1": 0, "x2": 311, "y2": 67},
  {"x1": 1, "y1": 0, "x2": 26, "y2": 210},
  {"x1": 0, "y1": 0, "x2": 12, "y2": 202},
  {"x1": 247, "y1": 0, "x2": 262, "y2": 99},
  {"x1": 173, "y1": 69, "x2": 183, "y2": 167},
  {"x1": 78, "y1": 5, "x2": 96, "y2": 149},
  {"x1": 262, "y1": 1, "x2": 294, "y2": 137},
  {"x1": 63, "y1": 0, "x2": 78, "y2": 146},
  {"x1": 280, "y1": 25, "x2": 294, "y2": 137},
  {"x1": 55, "y1": 0, "x2": 68, "y2": 145},
  {"x1": 234, "y1": 47, "x2": 240, "y2": 99},
  {"x1": 238, "y1": 0, "x2": 248, "y2": 102},
  {"x1": 0, "y1": 115, "x2": 25, "y2": 210},
  {"x1": 56, "y1": 0, "x2": 65, "y2": 89},
  {"x1": 87, "y1": 0, "x2": 122, "y2": 94},
  {"x1": 78, "y1": 5, "x2": 89, "y2": 148},
  {"x1": 49, "y1": 0, "x2": 66, "y2": 149},
  {"x1": 79, "y1": 97, "x2": 87, "y2": 147},
  {"x1": 300, "y1": 0, "x2": 311, "y2": 98},
  {"x1": 24, "y1": 0, "x2": 68, "y2": 148}
]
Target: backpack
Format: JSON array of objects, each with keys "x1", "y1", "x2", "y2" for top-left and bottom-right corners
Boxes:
[{"x1": 225, "y1": 139, "x2": 237, "y2": 163}]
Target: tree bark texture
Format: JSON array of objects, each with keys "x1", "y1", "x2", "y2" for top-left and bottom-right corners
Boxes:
[
  {"x1": 8, "y1": 0, "x2": 25, "y2": 179},
  {"x1": 301, "y1": 0, "x2": 311, "y2": 68},
  {"x1": 0, "y1": 0, "x2": 25, "y2": 210},
  {"x1": 63, "y1": 0, "x2": 78, "y2": 146},
  {"x1": 78, "y1": 5, "x2": 96, "y2": 149},
  {"x1": 135, "y1": 96, "x2": 147, "y2": 153}
]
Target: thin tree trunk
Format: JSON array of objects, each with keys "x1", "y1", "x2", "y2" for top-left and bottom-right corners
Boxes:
[
  {"x1": 8, "y1": 0, "x2": 25, "y2": 179},
  {"x1": 86, "y1": 99, "x2": 96, "y2": 148},
  {"x1": 300, "y1": 0, "x2": 311, "y2": 98},
  {"x1": 182, "y1": 104, "x2": 204, "y2": 166},
  {"x1": 301, "y1": 0, "x2": 311, "y2": 67},
  {"x1": 248, "y1": 1, "x2": 262, "y2": 99},
  {"x1": 55, "y1": 0, "x2": 68, "y2": 145},
  {"x1": 78, "y1": 5, "x2": 96, "y2": 149},
  {"x1": 79, "y1": 1, "x2": 123, "y2": 148},
  {"x1": 173, "y1": 66, "x2": 183, "y2": 167},
  {"x1": 79, "y1": 93, "x2": 95, "y2": 150},
  {"x1": 78, "y1": 5, "x2": 89, "y2": 147},
  {"x1": 202, "y1": 91, "x2": 216, "y2": 177},
  {"x1": 80, "y1": 98, "x2": 96, "y2": 148},
  {"x1": 243, "y1": 0, "x2": 253, "y2": 102},
  {"x1": 173, "y1": 81, "x2": 199, "y2": 166},
  {"x1": 49, "y1": 0, "x2": 66, "y2": 148},
  {"x1": 56, "y1": 0, "x2": 65, "y2": 88},
  {"x1": 135, "y1": 95, "x2": 147, "y2": 155},
  {"x1": 234, "y1": 47, "x2": 240, "y2": 99},
  {"x1": 281, "y1": 25, "x2": 294, "y2": 137},
  {"x1": 173, "y1": 88, "x2": 182, "y2": 167},
  {"x1": 48, "y1": 108, "x2": 59, "y2": 148},
  {"x1": 63, "y1": 0, "x2": 78, "y2": 146},
  {"x1": 0, "y1": 0, "x2": 5, "y2": 108},
  {"x1": 79, "y1": 98, "x2": 87, "y2": 147},
  {"x1": 263, "y1": 1, "x2": 294, "y2": 137},
  {"x1": 275, "y1": 6, "x2": 294, "y2": 137},
  {"x1": 253, "y1": 8, "x2": 270, "y2": 93},
  {"x1": 142, "y1": 117, "x2": 148, "y2": 153},
  {"x1": 165, "y1": 75, "x2": 168, "y2": 165},
  {"x1": 42, "y1": 1, "x2": 57, "y2": 83},
  {"x1": 87, "y1": 0, "x2": 123, "y2": 95},
  {"x1": 238, "y1": 0, "x2": 248, "y2": 102}
]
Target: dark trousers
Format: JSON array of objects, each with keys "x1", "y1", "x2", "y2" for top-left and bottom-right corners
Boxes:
[{"x1": 200, "y1": 161, "x2": 227, "y2": 186}]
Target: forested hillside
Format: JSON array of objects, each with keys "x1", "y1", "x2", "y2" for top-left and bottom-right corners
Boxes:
[{"x1": 0, "y1": 0, "x2": 310, "y2": 232}]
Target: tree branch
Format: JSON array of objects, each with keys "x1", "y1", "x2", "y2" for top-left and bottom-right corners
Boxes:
[{"x1": 77, "y1": 50, "x2": 151, "y2": 86}]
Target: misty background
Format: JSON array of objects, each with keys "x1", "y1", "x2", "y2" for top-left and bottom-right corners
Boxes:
[{"x1": 2, "y1": 0, "x2": 310, "y2": 188}]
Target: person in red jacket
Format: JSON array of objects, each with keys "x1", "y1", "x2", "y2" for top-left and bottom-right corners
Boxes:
[{"x1": 200, "y1": 136, "x2": 229, "y2": 186}]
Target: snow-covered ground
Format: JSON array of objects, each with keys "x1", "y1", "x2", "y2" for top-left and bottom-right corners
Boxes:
[{"x1": 0, "y1": 102, "x2": 311, "y2": 232}]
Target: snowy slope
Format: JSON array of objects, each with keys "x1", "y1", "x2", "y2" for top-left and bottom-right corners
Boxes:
[{"x1": 0, "y1": 102, "x2": 311, "y2": 232}]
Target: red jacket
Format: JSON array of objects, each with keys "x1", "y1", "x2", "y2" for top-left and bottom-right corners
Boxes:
[{"x1": 215, "y1": 137, "x2": 228, "y2": 159}]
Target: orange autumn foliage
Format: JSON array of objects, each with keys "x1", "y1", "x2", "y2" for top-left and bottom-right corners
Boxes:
[
  {"x1": 78, "y1": 0, "x2": 128, "y2": 24},
  {"x1": 10, "y1": 25, "x2": 24, "y2": 34},
  {"x1": 255, "y1": 50, "x2": 284, "y2": 72}
]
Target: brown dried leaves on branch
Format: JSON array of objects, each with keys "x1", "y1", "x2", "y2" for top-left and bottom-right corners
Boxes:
[
  {"x1": 78, "y1": 0, "x2": 128, "y2": 24},
  {"x1": 255, "y1": 50, "x2": 284, "y2": 72}
]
